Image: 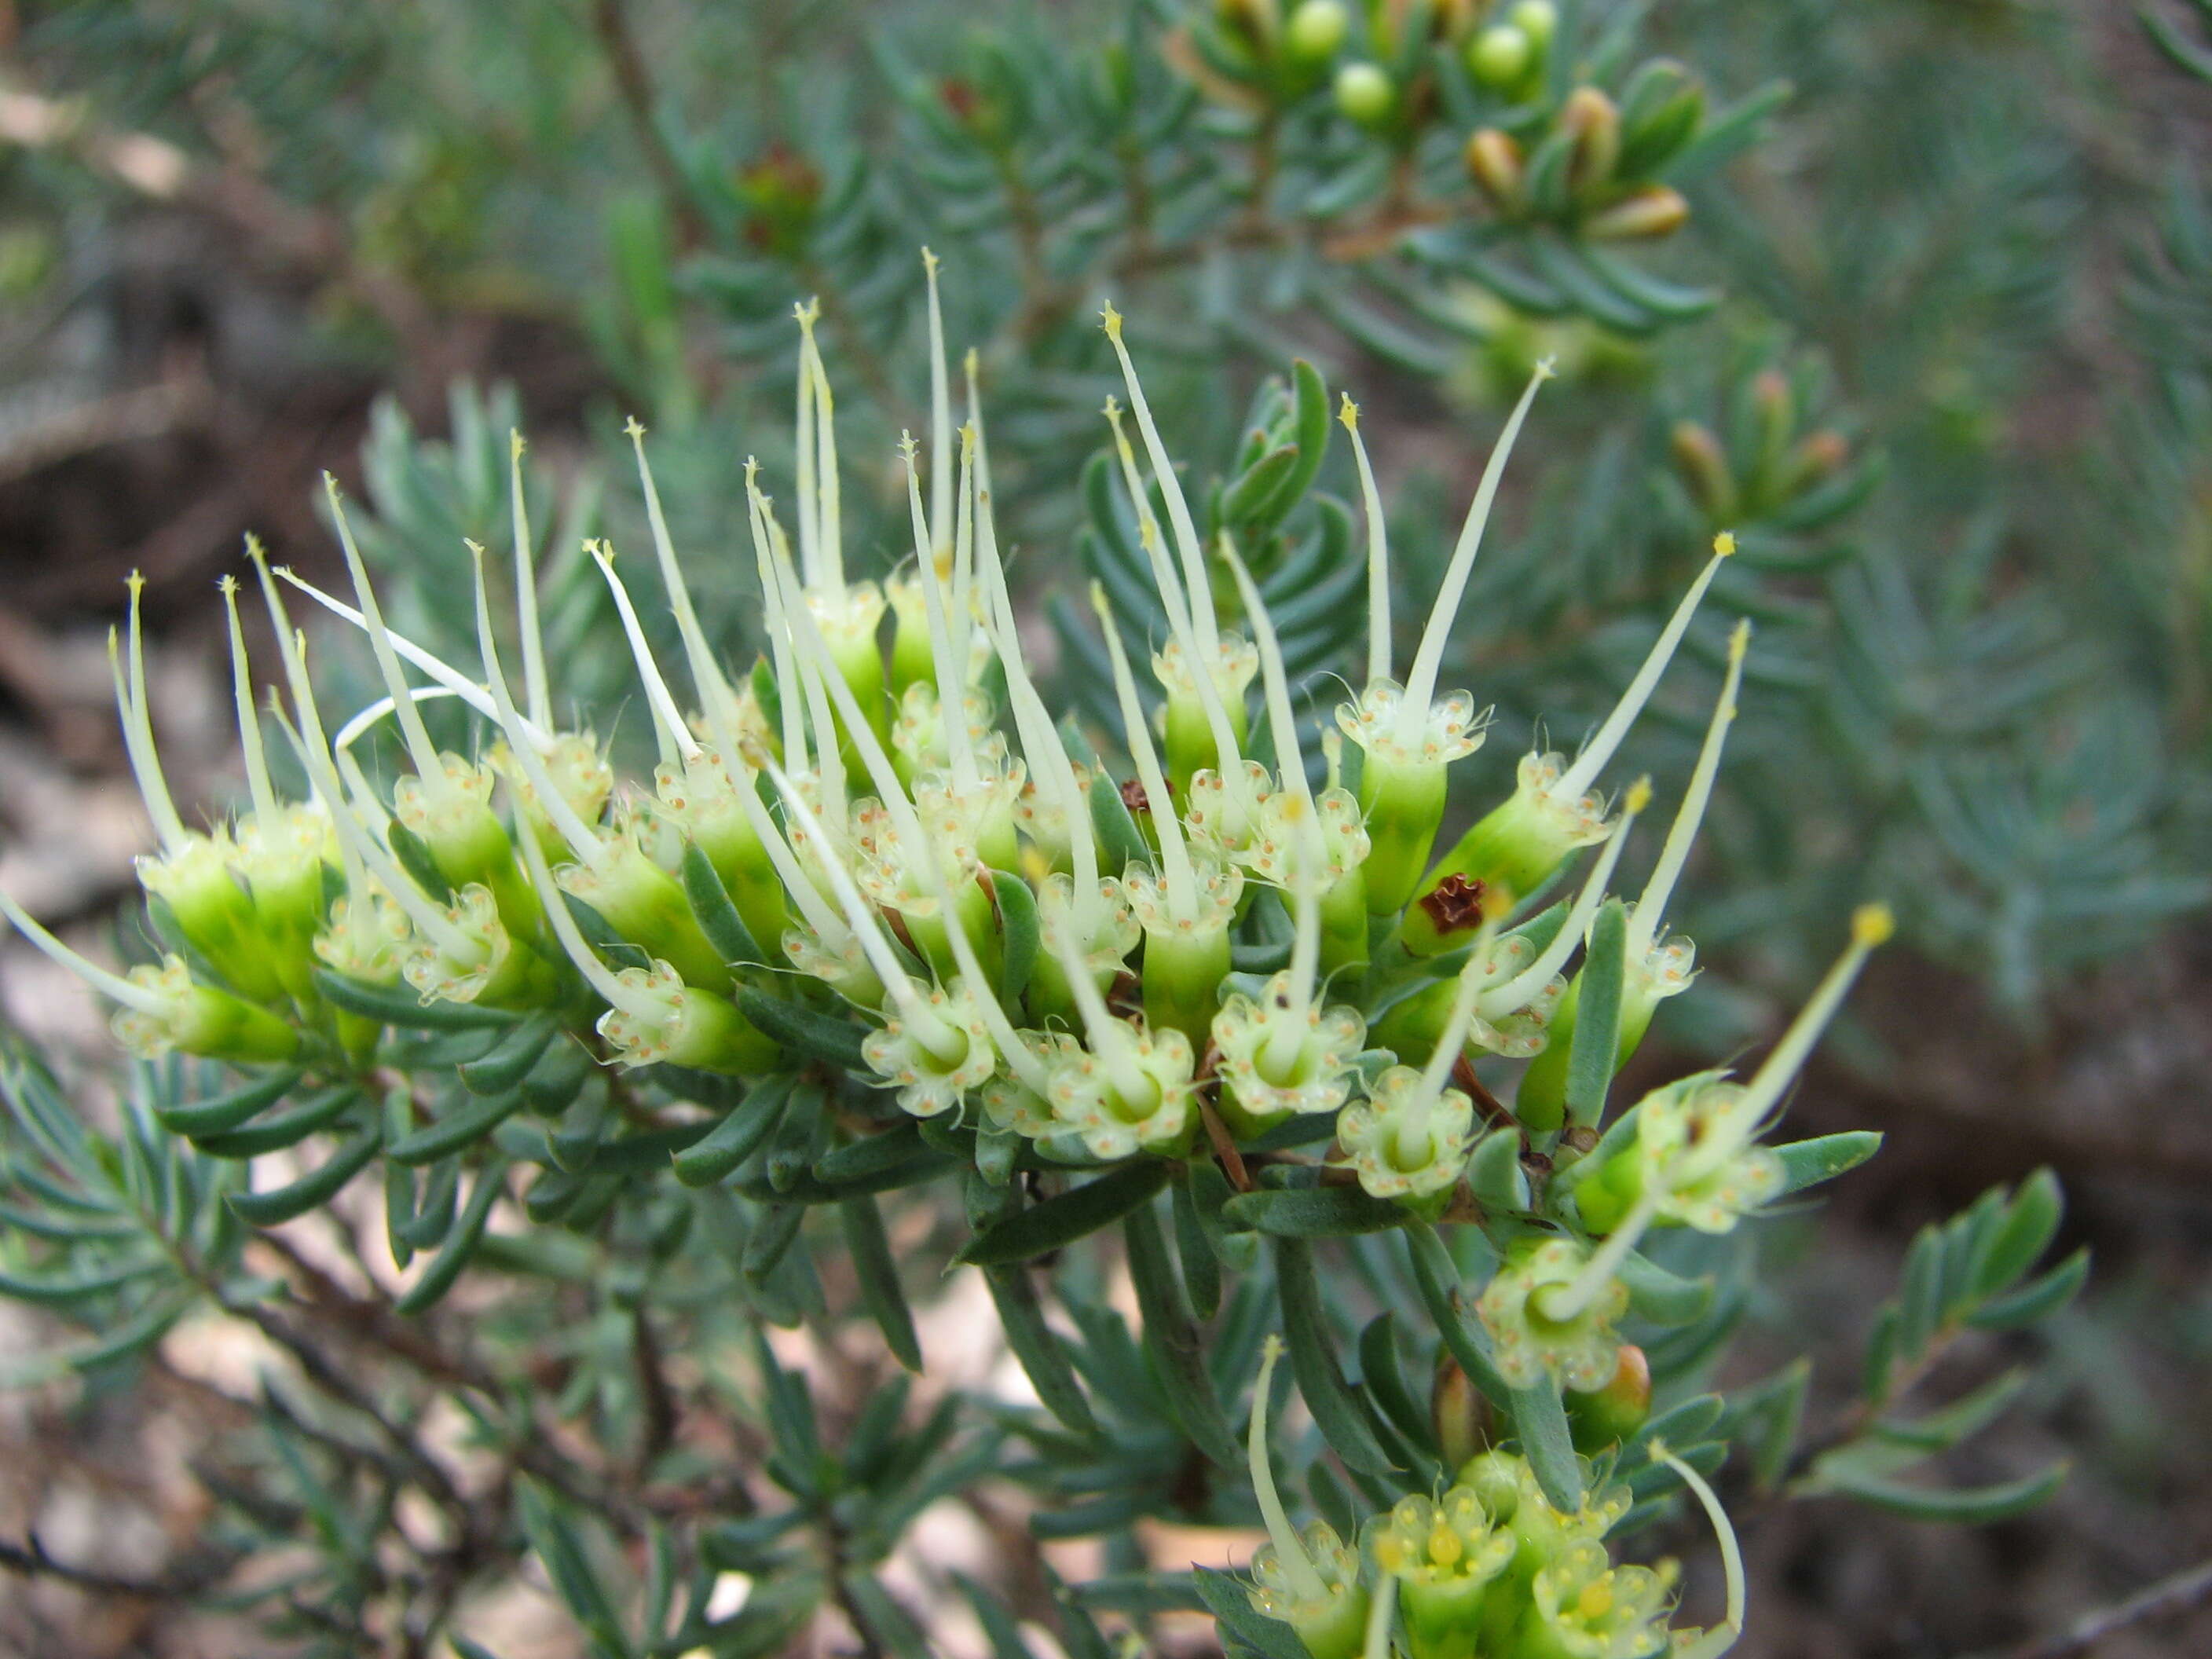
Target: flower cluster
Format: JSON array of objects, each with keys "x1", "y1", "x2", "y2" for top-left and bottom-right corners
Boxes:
[
  {"x1": 1243, "y1": 1335, "x2": 1745, "y2": 1659},
  {"x1": 0, "y1": 254, "x2": 1895, "y2": 1658}
]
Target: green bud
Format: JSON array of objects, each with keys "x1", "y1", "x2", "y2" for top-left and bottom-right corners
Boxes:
[
  {"x1": 1467, "y1": 24, "x2": 1533, "y2": 92},
  {"x1": 1333, "y1": 61, "x2": 1397, "y2": 130},
  {"x1": 1509, "y1": 0, "x2": 1558, "y2": 52},
  {"x1": 1286, "y1": 0, "x2": 1350, "y2": 64}
]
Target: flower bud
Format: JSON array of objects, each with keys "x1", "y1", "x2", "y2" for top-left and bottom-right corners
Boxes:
[
  {"x1": 1334, "y1": 61, "x2": 1397, "y2": 130},
  {"x1": 1463, "y1": 128, "x2": 1526, "y2": 211},
  {"x1": 1584, "y1": 184, "x2": 1690, "y2": 240},
  {"x1": 1433, "y1": 1348, "x2": 1497, "y2": 1471},
  {"x1": 1750, "y1": 368, "x2": 1796, "y2": 488},
  {"x1": 1779, "y1": 429, "x2": 1851, "y2": 498},
  {"x1": 1567, "y1": 1343, "x2": 1652, "y2": 1452},
  {"x1": 1670, "y1": 419, "x2": 1738, "y2": 520},
  {"x1": 1509, "y1": 0, "x2": 1558, "y2": 52},
  {"x1": 1467, "y1": 24, "x2": 1533, "y2": 91},
  {"x1": 1286, "y1": 0, "x2": 1350, "y2": 64},
  {"x1": 1558, "y1": 86, "x2": 1621, "y2": 192}
]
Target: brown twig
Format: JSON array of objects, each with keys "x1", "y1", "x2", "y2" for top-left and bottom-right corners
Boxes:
[
  {"x1": 1965, "y1": 1556, "x2": 2212, "y2": 1659},
  {"x1": 589, "y1": 0, "x2": 709, "y2": 250},
  {"x1": 0, "y1": 1533, "x2": 238, "y2": 1601}
]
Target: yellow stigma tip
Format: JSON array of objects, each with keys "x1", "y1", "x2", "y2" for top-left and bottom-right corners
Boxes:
[
  {"x1": 1625, "y1": 775, "x2": 1654, "y2": 815},
  {"x1": 1713, "y1": 530, "x2": 1738, "y2": 557},
  {"x1": 511, "y1": 430, "x2": 526, "y2": 460},
  {"x1": 1851, "y1": 902, "x2": 1895, "y2": 948},
  {"x1": 1534, "y1": 354, "x2": 1560, "y2": 381},
  {"x1": 921, "y1": 245, "x2": 939, "y2": 273},
  {"x1": 1728, "y1": 617, "x2": 1752, "y2": 661},
  {"x1": 218, "y1": 573, "x2": 238, "y2": 595},
  {"x1": 1261, "y1": 1332, "x2": 1286, "y2": 1361},
  {"x1": 624, "y1": 416, "x2": 646, "y2": 440},
  {"x1": 1338, "y1": 394, "x2": 1360, "y2": 430},
  {"x1": 1100, "y1": 302, "x2": 1123, "y2": 341}
]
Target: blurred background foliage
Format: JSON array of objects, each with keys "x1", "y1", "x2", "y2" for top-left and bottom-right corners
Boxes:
[{"x1": 4, "y1": 1, "x2": 2212, "y2": 1655}]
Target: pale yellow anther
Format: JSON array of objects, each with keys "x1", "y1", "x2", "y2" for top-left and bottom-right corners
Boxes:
[
  {"x1": 1578, "y1": 1582, "x2": 1614, "y2": 1619},
  {"x1": 1853, "y1": 902, "x2": 1895, "y2": 947},
  {"x1": 624, "y1": 415, "x2": 646, "y2": 440},
  {"x1": 1100, "y1": 301, "x2": 1123, "y2": 341},
  {"x1": 1714, "y1": 530, "x2": 1738, "y2": 557},
  {"x1": 511, "y1": 430, "x2": 526, "y2": 461},
  {"x1": 921, "y1": 244, "x2": 940, "y2": 276},
  {"x1": 1338, "y1": 393, "x2": 1360, "y2": 431},
  {"x1": 1625, "y1": 775, "x2": 1654, "y2": 815},
  {"x1": 1728, "y1": 617, "x2": 1752, "y2": 664}
]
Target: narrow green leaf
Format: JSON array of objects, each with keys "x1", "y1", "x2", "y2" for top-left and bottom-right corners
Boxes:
[
  {"x1": 195, "y1": 1085, "x2": 361, "y2": 1158},
  {"x1": 1871, "y1": 1368, "x2": 2029, "y2": 1454},
  {"x1": 311, "y1": 968, "x2": 517, "y2": 1031},
  {"x1": 984, "y1": 1263, "x2": 1101, "y2": 1439},
  {"x1": 1088, "y1": 767, "x2": 1151, "y2": 877},
  {"x1": 1174, "y1": 1174, "x2": 1223, "y2": 1319},
  {"x1": 1969, "y1": 1169, "x2": 2064, "y2": 1300},
  {"x1": 680, "y1": 840, "x2": 767, "y2": 967},
  {"x1": 1774, "y1": 1131, "x2": 1884, "y2": 1196},
  {"x1": 1466, "y1": 1126, "x2": 1529, "y2": 1216},
  {"x1": 734, "y1": 988, "x2": 868, "y2": 1070},
  {"x1": 991, "y1": 869, "x2": 1041, "y2": 1009},
  {"x1": 672, "y1": 1079, "x2": 794, "y2": 1186},
  {"x1": 1616, "y1": 1251, "x2": 1716, "y2": 1326},
  {"x1": 1274, "y1": 1236, "x2": 1397, "y2": 1476},
  {"x1": 457, "y1": 1013, "x2": 559, "y2": 1097},
  {"x1": 1815, "y1": 1461, "x2": 2067, "y2": 1523},
  {"x1": 1221, "y1": 1185, "x2": 1405, "y2": 1237},
  {"x1": 958, "y1": 1162, "x2": 1170, "y2": 1266},
  {"x1": 840, "y1": 1196, "x2": 922, "y2": 1372},
  {"x1": 1564, "y1": 900, "x2": 1628, "y2": 1131},
  {"x1": 152, "y1": 1066, "x2": 303, "y2": 1138},
  {"x1": 1965, "y1": 1247, "x2": 2089, "y2": 1331},
  {"x1": 1510, "y1": 1376, "x2": 1585, "y2": 1511},
  {"x1": 1124, "y1": 1202, "x2": 1242, "y2": 1467},
  {"x1": 815, "y1": 1120, "x2": 928, "y2": 1185},
  {"x1": 395, "y1": 1158, "x2": 507, "y2": 1315},
  {"x1": 387, "y1": 1089, "x2": 526, "y2": 1166},
  {"x1": 1221, "y1": 443, "x2": 1300, "y2": 526},
  {"x1": 1192, "y1": 1566, "x2": 1308, "y2": 1659},
  {"x1": 227, "y1": 1124, "x2": 382, "y2": 1225},
  {"x1": 1402, "y1": 1221, "x2": 1514, "y2": 1409}
]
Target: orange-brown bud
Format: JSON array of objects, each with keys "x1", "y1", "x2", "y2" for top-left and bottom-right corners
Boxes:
[
  {"x1": 1566, "y1": 1342, "x2": 1652, "y2": 1452},
  {"x1": 1559, "y1": 86, "x2": 1621, "y2": 192},
  {"x1": 1669, "y1": 419, "x2": 1737, "y2": 520},
  {"x1": 1465, "y1": 127, "x2": 1526, "y2": 211},
  {"x1": 1434, "y1": 1347, "x2": 1499, "y2": 1470},
  {"x1": 1584, "y1": 184, "x2": 1690, "y2": 240}
]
